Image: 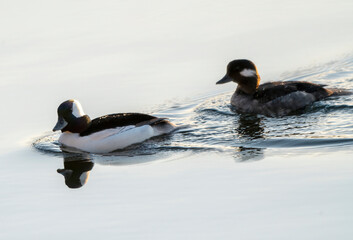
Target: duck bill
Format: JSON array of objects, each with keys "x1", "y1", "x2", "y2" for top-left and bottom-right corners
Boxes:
[
  {"x1": 216, "y1": 75, "x2": 232, "y2": 84},
  {"x1": 57, "y1": 169, "x2": 72, "y2": 177},
  {"x1": 53, "y1": 116, "x2": 68, "y2": 131}
]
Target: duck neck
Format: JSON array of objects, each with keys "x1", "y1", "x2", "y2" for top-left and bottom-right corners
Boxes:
[
  {"x1": 62, "y1": 115, "x2": 91, "y2": 133},
  {"x1": 236, "y1": 75, "x2": 260, "y2": 95}
]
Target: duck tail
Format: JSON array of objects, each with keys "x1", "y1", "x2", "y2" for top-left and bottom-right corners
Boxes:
[
  {"x1": 150, "y1": 118, "x2": 177, "y2": 134},
  {"x1": 149, "y1": 118, "x2": 170, "y2": 126},
  {"x1": 137, "y1": 117, "x2": 175, "y2": 126},
  {"x1": 327, "y1": 88, "x2": 352, "y2": 96}
]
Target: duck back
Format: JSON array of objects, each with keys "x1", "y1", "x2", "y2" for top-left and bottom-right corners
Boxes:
[
  {"x1": 255, "y1": 81, "x2": 332, "y2": 103},
  {"x1": 80, "y1": 113, "x2": 156, "y2": 136}
]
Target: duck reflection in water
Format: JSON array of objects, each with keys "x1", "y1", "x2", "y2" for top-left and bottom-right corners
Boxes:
[
  {"x1": 235, "y1": 114, "x2": 265, "y2": 161},
  {"x1": 57, "y1": 152, "x2": 94, "y2": 189}
]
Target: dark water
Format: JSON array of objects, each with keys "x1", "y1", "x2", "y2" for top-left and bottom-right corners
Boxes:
[{"x1": 33, "y1": 56, "x2": 353, "y2": 165}]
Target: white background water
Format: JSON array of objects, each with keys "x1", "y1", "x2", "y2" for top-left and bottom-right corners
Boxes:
[{"x1": 1, "y1": 0, "x2": 353, "y2": 239}]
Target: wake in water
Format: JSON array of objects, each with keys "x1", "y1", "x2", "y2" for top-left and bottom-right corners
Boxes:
[{"x1": 33, "y1": 56, "x2": 353, "y2": 163}]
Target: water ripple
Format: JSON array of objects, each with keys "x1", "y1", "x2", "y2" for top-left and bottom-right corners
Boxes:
[{"x1": 33, "y1": 56, "x2": 353, "y2": 160}]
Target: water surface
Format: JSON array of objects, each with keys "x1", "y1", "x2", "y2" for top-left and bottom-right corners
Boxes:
[{"x1": 34, "y1": 56, "x2": 353, "y2": 158}]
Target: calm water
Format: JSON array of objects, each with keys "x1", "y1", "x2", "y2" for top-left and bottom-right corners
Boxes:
[{"x1": 1, "y1": 0, "x2": 353, "y2": 239}]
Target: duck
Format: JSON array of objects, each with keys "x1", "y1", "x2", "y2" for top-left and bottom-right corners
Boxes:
[
  {"x1": 216, "y1": 59, "x2": 347, "y2": 116},
  {"x1": 52, "y1": 99, "x2": 176, "y2": 153}
]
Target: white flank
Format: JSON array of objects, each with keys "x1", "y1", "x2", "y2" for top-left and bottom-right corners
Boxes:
[
  {"x1": 240, "y1": 69, "x2": 257, "y2": 77},
  {"x1": 58, "y1": 122, "x2": 176, "y2": 153},
  {"x1": 59, "y1": 125, "x2": 154, "y2": 153},
  {"x1": 72, "y1": 100, "x2": 85, "y2": 117}
]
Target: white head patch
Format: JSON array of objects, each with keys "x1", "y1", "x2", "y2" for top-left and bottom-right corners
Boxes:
[
  {"x1": 72, "y1": 100, "x2": 85, "y2": 118},
  {"x1": 240, "y1": 69, "x2": 257, "y2": 77}
]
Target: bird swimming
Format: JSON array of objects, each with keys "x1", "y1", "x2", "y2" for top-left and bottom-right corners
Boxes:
[
  {"x1": 216, "y1": 59, "x2": 349, "y2": 116},
  {"x1": 53, "y1": 99, "x2": 176, "y2": 153}
]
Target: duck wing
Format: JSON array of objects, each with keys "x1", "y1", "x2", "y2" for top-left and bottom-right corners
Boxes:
[
  {"x1": 80, "y1": 113, "x2": 157, "y2": 136},
  {"x1": 255, "y1": 81, "x2": 331, "y2": 103}
]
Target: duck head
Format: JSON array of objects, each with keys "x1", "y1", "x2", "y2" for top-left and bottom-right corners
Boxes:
[
  {"x1": 216, "y1": 59, "x2": 260, "y2": 95},
  {"x1": 53, "y1": 99, "x2": 91, "y2": 133}
]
